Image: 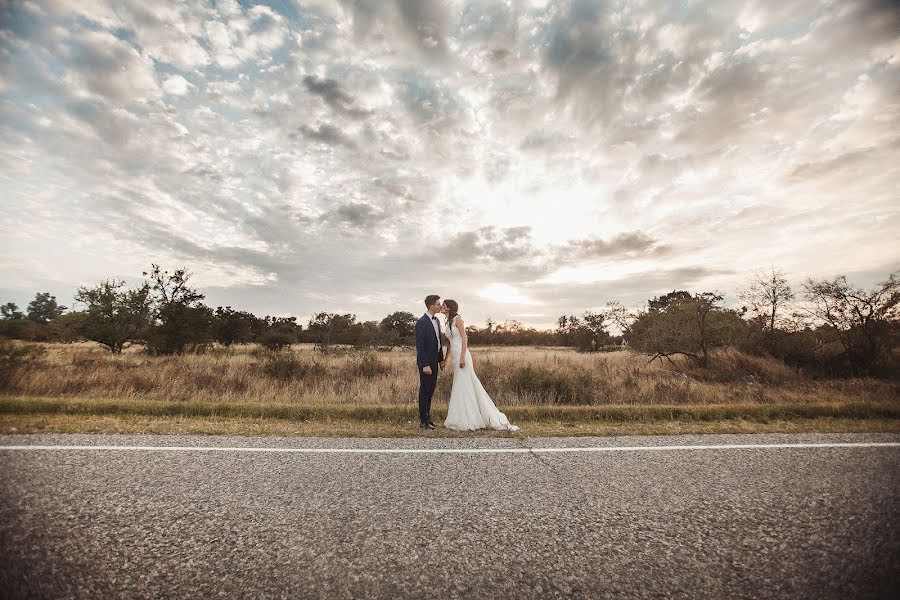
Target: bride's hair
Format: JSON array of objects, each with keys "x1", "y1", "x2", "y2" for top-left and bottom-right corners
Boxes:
[{"x1": 444, "y1": 299, "x2": 459, "y2": 330}]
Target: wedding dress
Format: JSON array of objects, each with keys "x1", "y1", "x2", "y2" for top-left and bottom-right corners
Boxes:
[{"x1": 444, "y1": 315, "x2": 520, "y2": 432}]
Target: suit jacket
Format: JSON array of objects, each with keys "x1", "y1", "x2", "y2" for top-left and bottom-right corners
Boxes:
[{"x1": 416, "y1": 314, "x2": 442, "y2": 369}]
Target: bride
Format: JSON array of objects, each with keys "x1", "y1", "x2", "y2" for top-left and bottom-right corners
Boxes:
[{"x1": 440, "y1": 299, "x2": 520, "y2": 432}]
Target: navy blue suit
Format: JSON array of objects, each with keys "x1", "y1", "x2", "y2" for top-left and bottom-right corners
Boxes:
[{"x1": 415, "y1": 314, "x2": 443, "y2": 425}]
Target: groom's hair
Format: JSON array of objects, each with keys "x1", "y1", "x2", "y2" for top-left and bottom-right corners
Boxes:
[{"x1": 424, "y1": 294, "x2": 440, "y2": 308}]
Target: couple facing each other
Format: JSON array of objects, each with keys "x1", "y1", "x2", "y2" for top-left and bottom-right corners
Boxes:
[{"x1": 416, "y1": 294, "x2": 520, "y2": 432}]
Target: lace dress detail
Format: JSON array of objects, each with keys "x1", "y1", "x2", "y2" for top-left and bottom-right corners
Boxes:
[{"x1": 443, "y1": 315, "x2": 520, "y2": 432}]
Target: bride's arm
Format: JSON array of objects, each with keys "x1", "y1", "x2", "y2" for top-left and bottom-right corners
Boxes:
[{"x1": 457, "y1": 316, "x2": 467, "y2": 368}]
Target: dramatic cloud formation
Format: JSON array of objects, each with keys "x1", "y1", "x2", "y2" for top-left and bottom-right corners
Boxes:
[{"x1": 1, "y1": 0, "x2": 897, "y2": 326}]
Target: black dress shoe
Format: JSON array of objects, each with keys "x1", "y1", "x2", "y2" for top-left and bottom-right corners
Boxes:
[
  {"x1": 428, "y1": 421, "x2": 437, "y2": 428},
  {"x1": 420, "y1": 422, "x2": 436, "y2": 429}
]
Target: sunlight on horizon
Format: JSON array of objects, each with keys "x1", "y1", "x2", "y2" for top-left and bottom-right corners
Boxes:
[{"x1": 0, "y1": 0, "x2": 897, "y2": 324}]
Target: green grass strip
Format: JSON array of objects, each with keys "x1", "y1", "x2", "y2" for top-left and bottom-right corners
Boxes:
[{"x1": 1, "y1": 395, "x2": 898, "y2": 424}]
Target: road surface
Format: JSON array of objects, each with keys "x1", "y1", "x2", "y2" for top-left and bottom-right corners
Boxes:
[{"x1": 1, "y1": 432, "x2": 898, "y2": 599}]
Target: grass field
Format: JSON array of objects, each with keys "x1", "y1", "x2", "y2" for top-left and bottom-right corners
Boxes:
[
  {"x1": 1, "y1": 342, "x2": 897, "y2": 436},
  {"x1": 3, "y1": 413, "x2": 898, "y2": 438}
]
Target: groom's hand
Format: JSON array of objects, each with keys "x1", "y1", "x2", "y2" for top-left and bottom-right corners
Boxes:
[{"x1": 422, "y1": 366, "x2": 432, "y2": 375}]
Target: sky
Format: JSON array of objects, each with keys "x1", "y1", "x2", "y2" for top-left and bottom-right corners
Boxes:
[{"x1": 1, "y1": 0, "x2": 898, "y2": 328}]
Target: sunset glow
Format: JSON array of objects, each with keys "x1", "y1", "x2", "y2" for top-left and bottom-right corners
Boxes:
[{"x1": 1, "y1": 1, "x2": 897, "y2": 325}]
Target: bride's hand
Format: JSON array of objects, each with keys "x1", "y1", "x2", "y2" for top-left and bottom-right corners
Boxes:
[{"x1": 459, "y1": 358, "x2": 466, "y2": 369}]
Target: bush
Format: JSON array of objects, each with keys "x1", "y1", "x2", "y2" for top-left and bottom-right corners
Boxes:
[
  {"x1": 258, "y1": 330, "x2": 295, "y2": 352},
  {"x1": 347, "y1": 353, "x2": 391, "y2": 379},
  {"x1": 258, "y1": 351, "x2": 326, "y2": 381},
  {"x1": 473, "y1": 357, "x2": 502, "y2": 385},
  {"x1": 683, "y1": 347, "x2": 802, "y2": 385},
  {"x1": 144, "y1": 304, "x2": 214, "y2": 354},
  {"x1": 71, "y1": 351, "x2": 105, "y2": 370},
  {"x1": 0, "y1": 338, "x2": 47, "y2": 390},
  {"x1": 507, "y1": 363, "x2": 590, "y2": 404}
]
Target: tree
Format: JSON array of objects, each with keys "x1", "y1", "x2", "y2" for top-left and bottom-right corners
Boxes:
[
  {"x1": 45, "y1": 311, "x2": 88, "y2": 343},
  {"x1": 578, "y1": 311, "x2": 612, "y2": 351},
  {"x1": 142, "y1": 264, "x2": 213, "y2": 354},
  {"x1": 554, "y1": 312, "x2": 611, "y2": 351},
  {"x1": 484, "y1": 317, "x2": 495, "y2": 334},
  {"x1": 739, "y1": 267, "x2": 794, "y2": 344},
  {"x1": 555, "y1": 315, "x2": 581, "y2": 346},
  {"x1": 379, "y1": 311, "x2": 417, "y2": 346},
  {"x1": 1, "y1": 302, "x2": 24, "y2": 320},
  {"x1": 350, "y1": 320, "x2": 379, "y2": 347},
  {"x1": 628, "y1": 292, "x2": 747, "y2": 367},
  {"x1": 467, "y1": 319, "x2": 559, "y2": 346},
  {"x1": 307, "y1": 312, "x2": 357, "y2": 352},
  {"x1": 259, "y1": 316, "x2": 302, "y2": 351},
  {"x1": 74, "y1": 279, "x2": 153, "y2": 353},
  {"x1": 26, "y1": 292, "x2": 67, "y2": 323},
  {"x1": 605, "y1": 301, "x2": 635, "y2": 334},
  {"x1": 648, "y1": 290, "x2": 693, "y2": 311},
  {"x1": 213, "y1": 307, "x2": 259, "y2": 347},
  {"x1": 799, "y1": 272, "x2": 899, "y2": 375}
]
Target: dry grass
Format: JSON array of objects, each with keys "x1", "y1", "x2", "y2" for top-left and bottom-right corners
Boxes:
[
  {"x1": 3, "y1": 413, "x2": 898, "y2": 438},
  {"x1": 3, "y1": 395, "x2": 896, "y2": 423},
  {"x1": 4, "y1": 342, "x2": 897, "y2": 408}
]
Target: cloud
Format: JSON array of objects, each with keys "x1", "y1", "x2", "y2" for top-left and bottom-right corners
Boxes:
[
  {"x1": 436, "y1": 226, "x2": 539, "y2": 264},
  {"x1": 61, "y1": 29, "x2": 161, "y2": 102},
  {"x1": 296, "y1": 122, "x2": 357, "y2": 148},
  {"x1": 338, "y1": 0, "x2": 451, "y2": 58},
  {"x1": 320, "y1": 202, "x2": 388, "y2": 229},
  {"x1": 162, "y1": 75, "x2": 193, "y2": 96},
  {"x1": 558, "y1": 232, "x2": 671, "y2": 261},
  {"x1": 0, "y1": 0, "x2": 897, "y2": 328},
  {"x1": 204, "y1": 5, "x2": 290, "y2": 69},
  {"x1": 302, "y1": 75, "x2": 372, "y2": 119},
  {"x1": 528, "y1": 266, "x2": 737, "y2": 310},
  {"x1": 112, "y1": 1, "x2": 211, "y2": 70}
]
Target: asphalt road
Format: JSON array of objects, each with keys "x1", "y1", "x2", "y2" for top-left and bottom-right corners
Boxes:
[{"x1": 1, "y1": 432, "x2": 898, "y2": 599}]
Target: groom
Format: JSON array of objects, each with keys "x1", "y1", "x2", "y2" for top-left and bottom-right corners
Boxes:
[{"x1": 416, "y1": 294, "x2": 447, "y2": 429}]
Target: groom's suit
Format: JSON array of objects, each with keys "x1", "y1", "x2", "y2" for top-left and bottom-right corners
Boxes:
[{"x1": 415, "y1": 312, "x2": 444, "y2": 425}]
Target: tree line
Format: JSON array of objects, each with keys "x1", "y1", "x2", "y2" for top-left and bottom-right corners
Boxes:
[
  {"x1": 623, "y1": 270, "x2": 899, "y2": 378},
  {"x1": 1, "y1": 264, "x2": 897, "y2": 378}
]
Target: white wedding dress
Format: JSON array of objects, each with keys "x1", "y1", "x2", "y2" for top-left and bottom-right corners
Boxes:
[{"x1": 444, "y1": 315, "x2": 520, "y2": 432}]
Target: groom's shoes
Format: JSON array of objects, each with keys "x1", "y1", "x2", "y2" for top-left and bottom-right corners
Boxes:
[
  {"x1": 420, "y1": 422, "x2": 436, "y2": 430},
  {"x1": 428, "y1": 420, "x2": 436, "y2": 428}
]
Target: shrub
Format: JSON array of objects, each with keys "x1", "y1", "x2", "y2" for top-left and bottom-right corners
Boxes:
[
  {"x1": 473, "y1": 358, "x2": 503, "y2": 395},
  {"x1": 258, "y1": 351, "x2": 326, "y2": 381},
  {"x1": 685, "y1": 347, "x2": 802, "y2": 385},
  {"x1": 347, "y1": 352, "x2": 391, "y2": 379},
  {"x1": 71, "y1": 352, "x2": 105, "y2": 370},
  {"x1": 507, "y1": 363, "x2": 590, "y2": 404},
  {"x1": 0, "y1": 338, "x2": 47, "y2": 390},
  {"x1": 258, "y1": 330, "x2": 295, "y2": 352}
]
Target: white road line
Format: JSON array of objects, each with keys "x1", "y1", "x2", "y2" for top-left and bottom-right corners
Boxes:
[{"x1": 0, "y1": 442, "x2": 897, "y2": 454}]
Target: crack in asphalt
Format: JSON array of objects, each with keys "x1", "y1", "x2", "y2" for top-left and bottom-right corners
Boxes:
[{"x1": 517, "y1": 436, "x2": 600, "y2": 506}]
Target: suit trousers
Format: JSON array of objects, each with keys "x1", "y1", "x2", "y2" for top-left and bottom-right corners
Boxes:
[{"x1": 418, "y1": 365, "x2": 438, "y2": 424}]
